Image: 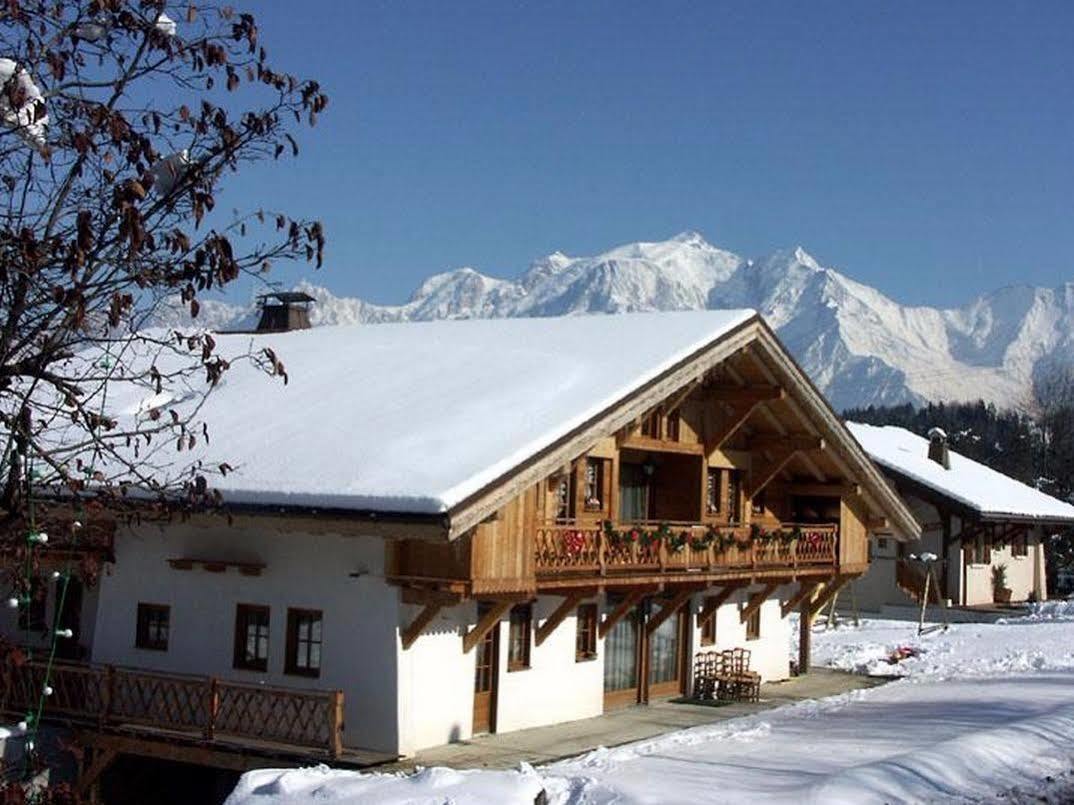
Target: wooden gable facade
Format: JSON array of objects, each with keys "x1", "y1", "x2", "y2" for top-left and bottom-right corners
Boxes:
[{"x1": 388, "y1": 317, "x2": 917, "y2": 649}]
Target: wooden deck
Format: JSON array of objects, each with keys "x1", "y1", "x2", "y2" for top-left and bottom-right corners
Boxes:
[{"x1": 0, "y1": 659, "x2": 372, "y2": 766}]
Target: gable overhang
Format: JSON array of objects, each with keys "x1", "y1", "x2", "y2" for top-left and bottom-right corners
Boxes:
[{"x1": 444, "y1": 314, "x2": 922, "y2": 541}]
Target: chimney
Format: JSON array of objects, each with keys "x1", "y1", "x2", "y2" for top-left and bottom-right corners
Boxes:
[
  {"x1": 927, "y1": 427, "x2": 950, "y2": 470},
  {"x1": 255, "y1": 291, "x2": 315, "y2": 333}
]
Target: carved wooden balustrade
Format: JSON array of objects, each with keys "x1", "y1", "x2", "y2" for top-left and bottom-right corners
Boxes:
[
  {"x1": 0, "y1": 660, "x2": 344, "y2": 757},
  {"x1": 534, "y1": 522, "x2": 838, "y2": 579}
]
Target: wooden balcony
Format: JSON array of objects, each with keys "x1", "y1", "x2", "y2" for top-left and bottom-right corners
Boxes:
[
  {"x1": 534, "y1": 522, "x2": 838, "y2": 585},
  {"x1": 1, "y1": 660, "x2": 345, "y2": 760}
]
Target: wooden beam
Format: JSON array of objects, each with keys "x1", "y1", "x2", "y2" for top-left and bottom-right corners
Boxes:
[
  {"x1": 798, "y1": 598, "x2": 813, "y2": 674},
  {"x1": 746, "y1": 447, "x2": 800, "y2": 498},
  {"x1": 786, "y1": 482, "x2": 861, "y2": 498},
  {"x1": 401, "y1": 602, "x2": 444, "y2": 650},
  {"x1": 704, "y1": 399, "x2": 761, "y2": 453},
  {"x1": 740, "y1": 582, "x2": 779, "y2": 624},
  {"x1": 462, "y1": 600, "x2": 512, "y2": 654},
  {"x1": 599, "y1": 590, "x2": 645, "y2": 639},
  {"x1": 535, "y1": 592, "x2": 588, "y2": 647},
  {"x1": 780, "y1": 579, "x2": 821, "y2": 618},
  {"x1": 78, "y1": 747, "x2": 117, "y2": 796},
  {"x1": 710, "y1": 385, "x2": 784, "y2": 404},
  {"x1": 401, "y1": 587, "x2": 463, "y2": 606},
  {"x1": 645, "y1": 588, "x2": 694, "y2": 636},
  {"x1": 750, "y1": 434, "x2": 824, "y2": 452},
  {"x1": 807, "y1": 576, "x2": 852, "y2": 619},
  {"x1": 663, "y1": 376, "x2": 703, "y2": 414},
  {"x1": 695, "y1": 583, "x2": 744, "y2": 630}
]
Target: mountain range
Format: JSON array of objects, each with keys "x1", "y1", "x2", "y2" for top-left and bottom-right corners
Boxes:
[{"x1": 168, "y1": 231, "x2": 1074, "y2": 412}]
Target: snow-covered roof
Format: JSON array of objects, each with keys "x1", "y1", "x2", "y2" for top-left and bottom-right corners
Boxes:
[
  {"x1": 103, "y1": 311, "x2": 756, "y2": 515},
  {"x1": 847, "y1": 422, "x2": 1074, "y2": 524}
]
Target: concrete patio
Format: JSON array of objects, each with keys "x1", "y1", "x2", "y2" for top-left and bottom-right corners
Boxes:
[{"x1": 388, "y1": 668, "x2": 890, "y2": 772}]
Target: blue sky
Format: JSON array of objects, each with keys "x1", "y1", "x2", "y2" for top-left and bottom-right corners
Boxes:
[{"x1": 224, "y1": 1, "x2": 1074, "y2": 308}]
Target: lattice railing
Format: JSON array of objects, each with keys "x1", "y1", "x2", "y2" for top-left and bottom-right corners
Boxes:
[
  {"x1": 534, "y1": 522, "x2": 838, "y2": 577},
  {"x1": 0, "y1": 661, "x2": 344, "y2": 757}
]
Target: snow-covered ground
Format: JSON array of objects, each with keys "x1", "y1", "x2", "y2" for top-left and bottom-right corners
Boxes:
[{"x1": 226, "y1": 602, "x2": 1074, "y2": 805}]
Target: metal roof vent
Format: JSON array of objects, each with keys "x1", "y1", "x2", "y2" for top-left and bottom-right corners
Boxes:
[
  {"x1": 927, "y1": 427, "x2": 950, "y2": 470},
  {"x1": 255, "y1": 291, "x2": 315, "y2": 333}
]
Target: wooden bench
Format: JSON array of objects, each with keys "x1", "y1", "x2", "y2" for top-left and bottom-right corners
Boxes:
[{"x1": 692, "y1": 648, "x2": 761, "y2": 703}]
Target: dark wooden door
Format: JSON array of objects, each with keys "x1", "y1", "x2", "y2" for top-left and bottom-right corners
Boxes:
[
  {"x1": 54, "y1": 578, "x2": 84, "y2": 661},
  {"x1": 472, "y1": 607, "x2": 499, "y2": 734}
]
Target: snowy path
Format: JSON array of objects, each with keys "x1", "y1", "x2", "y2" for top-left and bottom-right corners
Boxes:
[{"x1": 226, "y1": 604, "x2": 1074, "y2": 805}]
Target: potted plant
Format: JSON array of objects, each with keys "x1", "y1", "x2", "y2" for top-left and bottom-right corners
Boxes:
[{"x1": 992, "y1": 564, "x2": 1013, "y2": 604}]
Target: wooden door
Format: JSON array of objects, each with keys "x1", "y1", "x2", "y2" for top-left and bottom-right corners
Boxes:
[
  {"x1": 603, "y1": 600, "x2": 642, "y2": 710},
  {"x1": 646, "y1": 602, "x2": 686, "y2": 700},
  {"x1": 472, "y1": 606, "x2": 499, "y2": 734}
]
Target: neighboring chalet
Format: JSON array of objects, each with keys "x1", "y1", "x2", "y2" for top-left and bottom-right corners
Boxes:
[
  {"x1": 849, "y1": 423, "x2": 1074, "y2": 611},
  {"x1": 0, "y1": 310, "x2": 918, "y2": 781}
]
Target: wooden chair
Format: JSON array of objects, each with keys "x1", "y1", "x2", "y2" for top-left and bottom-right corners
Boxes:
[
  {"x1": 716, "y1": 648, "x2": 761, "y2": 703},
  {"x1": 692, "y1": 650, "x2": 723, "y2": 700}
]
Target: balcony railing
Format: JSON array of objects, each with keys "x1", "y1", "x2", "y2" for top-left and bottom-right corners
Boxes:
[
  {"x1": 534, "y1": 522, "x2": 838, "y2": 578},
  {"x1": 1, "y1": 660, "x2": 344, "y2": 757}
]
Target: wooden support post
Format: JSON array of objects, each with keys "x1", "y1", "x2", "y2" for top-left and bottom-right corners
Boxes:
[
  {"x1": 462, "y1": 600, "x2": 512, "y2": 654},
  {"x1": 798, "y1": 598, "x2": 813, "y2": 675},
  {"x1": 645, "y1": 588, "x2": 694, "y2": 636},
  {"x1": 78, "y1": 747, "x2": 117, "y2": 797},
  {"x1": 746, "y1": 446, "x2": 803, "y2": 499},
  {"x1": 739, "y1": 582, "x2": 778, "y2": 624},
  {"x1": 780, "y1": 579, "x2": 820, "y2": 618},
  {"x1": 695, "y1": 583, "x2": 743, "y2": 630},
  {"x1": 204, "y1": 677, "x2": 219, "y2": 741},
  {"x1": 535, "y1": 592, "x2": 588, "y2": 647},
  {"x1": 704, "y1": 400, "x2": 762, "y2": 454},
  {"x1": 401, "y1": 602, "x2": 445, "y2": 649},
  {"x1": 329, "y1": 690, "x2": 345, "y2": 758},
  {"x1": 599, "y1": 590, "x2": 646, "y2": 639}
]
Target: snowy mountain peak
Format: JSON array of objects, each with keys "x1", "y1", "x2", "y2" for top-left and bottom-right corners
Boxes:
[{"x1": 161, "y1": 231, "x2": 1074, "y2": 412}]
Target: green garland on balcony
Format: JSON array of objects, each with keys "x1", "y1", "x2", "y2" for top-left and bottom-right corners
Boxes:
[{"x1": 602, "y1": 519, "x2": 675, "y2": 549}]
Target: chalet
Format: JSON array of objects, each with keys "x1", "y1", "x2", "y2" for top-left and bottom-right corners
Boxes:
[
  {"x1": 848, "y1": 423, "x2": 1074, "y2": 612},
  {"x1": 0, "y1": 311, "x2": 918, "y2": 779}
]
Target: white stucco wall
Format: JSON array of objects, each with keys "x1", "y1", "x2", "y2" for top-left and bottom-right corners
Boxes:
[{"x1": 89, "y1": 522, "x2": 401, "y2": 753}]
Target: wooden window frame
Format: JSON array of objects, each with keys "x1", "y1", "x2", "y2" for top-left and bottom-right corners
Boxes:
[
  {"x1": 745, "y1": 606, "x2": 761, "y2": 641},
  {"x1": 584, "y1": 458, "x2": 606, "y2": 512},
  {"x1": 641, "y1": 409, "x2": 662, "y2": 439},
  {"x1": 575, "y1": 603, "x2": 598, "y2": 662},
  {"x1": 507, "y1": 603, "x2": 532, "y2": 672},
  {"x1": 727, "y1": 470, "x2": 743, "y2": 523},
  {"x1": 705, "y1": 468, "x2": 722, "y2": 516},
  {"x1": 1011, "y1": 533, "x2": 1028, "y2": 558},
  {"x1": 665, "y1": 410, "x2": 681, "y2": 442},
  {"x1": 135, "y1": 603, "x2": 170, "y2": 651},
  {"x1": 233, "y1": 604, "x2": 271, "y2": 672},
  {"x1": 18, "y1": 576, "x2": 47, "y2": 633},
  {"x1": 553, "y1": 473, "x2": 575, "y2": 523},
  {"x1": 699, "y1": 597, "x2": 717, "y2": 646},
  {"x1": 285, "y1": 608, "x2": 323, "y2": 678}
]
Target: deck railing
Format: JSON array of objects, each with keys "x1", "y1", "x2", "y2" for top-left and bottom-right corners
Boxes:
[
  {"x1": 534, "y1": 522, "x2": 837, "y2": 578},
  {"x1": 1, "y1": 660, "x2": 344, "y2": 757}
]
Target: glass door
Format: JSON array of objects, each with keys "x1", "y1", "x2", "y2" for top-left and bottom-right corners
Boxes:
[
  {"x1": 603, "y1": 600, "x2": 641, "y2": 710},
  {"x1": 647, "y1": 599, "x2": 685, "y2": 699}
]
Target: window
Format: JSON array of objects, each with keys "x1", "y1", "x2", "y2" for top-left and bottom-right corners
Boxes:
[
  {"x1": 751, "y1": 488, "x2": 766, "y2": 516},
  {"x1": 233, "y1": 604, "x2": 270, "y2": 671},
  {"x1": 18, "y1": 577, "x2": 46, "y2": 632},
  {"x1": 699, "y1": 598, "x2": 717, "y2": 647},
  {"x1": 507, "y1": 603, "x2": 532, "y2": 671},
  {"x1": 727, "y1": 471, "x2": 743, "y2": 522},
  {"x1": 972, "y1": 534, "x2": 992, "y2": 565},
  {"x1": 641, "y1": 409, "x2": 661, "y2": 439},
  {"x1": 745, "y1": 606, "x2": 761, "y2": 641},
  {"x1": 1012, "y1": 533, "x2": 1028, "y2": 558},
  {"x1": 285, "y1": 609, "x2": 322, "y2": 677},
  {"x1": 706, "y1": 469, "x2": 721, "y2": 515},
  {"x1": 584, "y1": 458, "x2": 606, "y2": 511},
  {"x1": 575, "y1": 603, "x2": 597, "y2": 661},
  {"x1": 877, "y1": 537, "x2": 889, "y2": 552},
  {"x1": 135, "y1": 603, "x2": 170, "y2": 651},
  {"x1": 665, "y1": 411, "x2": 681, "y2": 442},
  {"x1": 553, "y1": 474, "x2": 575, "y2": 522}
]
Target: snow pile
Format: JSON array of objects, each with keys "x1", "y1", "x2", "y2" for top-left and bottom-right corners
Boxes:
[
  {"x1": 225, "y1": 764, "x2": 547, "y2": 804},
  {"x1": 848, "y1": 422, "x2": 1074, "y2": 522},
  {"x1": 1004, "y1": 598, "x2": 1074, "y2": 623},
  {"x1": 227, "y1": 617, "x2": 1074, "y2": 804}
]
